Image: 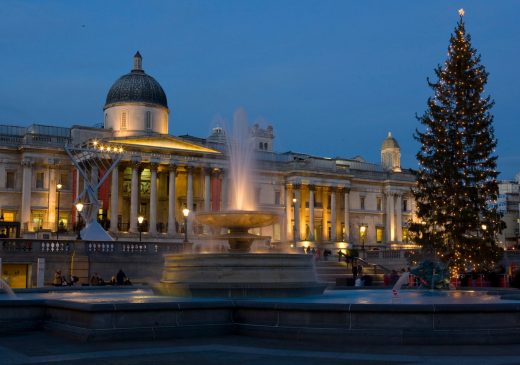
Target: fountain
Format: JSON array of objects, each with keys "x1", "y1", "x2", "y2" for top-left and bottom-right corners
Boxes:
[{"x1": 157, "y1": 109, "x2": 326, "y2": 297}]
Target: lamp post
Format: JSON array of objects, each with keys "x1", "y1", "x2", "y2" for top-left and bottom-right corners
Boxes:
[
  {"x1": 56, "y1": 183, "x2": 63, "y2": 240},
  {"x1": 360, "y1": 224, "x2": 367, "y2": 258},
  {"x1": 138, "y1": 216, "x2": 144, "y2": 242},
  {"x1": 75, "y1": 202, "x2": 83, "y2": 240},
  {"x1": 182, "y1": 208, "x2": 190, "y2": 243},
  {"x1": 292, "y1": 198, "x2": 297, "y2": 245}
]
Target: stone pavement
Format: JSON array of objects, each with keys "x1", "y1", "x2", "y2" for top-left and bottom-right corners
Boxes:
[{"x1": 1, "y1": 332, "x2": 520, "y2": 365}]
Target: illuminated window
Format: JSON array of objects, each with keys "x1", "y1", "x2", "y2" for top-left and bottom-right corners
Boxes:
[
  {"x1": 6, "y1": 171, "x2": 15, "y2": 189},
  {"x1": 121, "y1": 111, "x2": 127, "y2": 129},
  {"x1": 402, "y1": 227, "x2": 409, "y2": 243},
  {"x1": 36, "y1": 172, "x2": 44, "y2": 189},
  {"x1": 376, "y1": 227, "x2": 383, "y2": 243},
  {"x1": 145, "y1": 111, "x2": 152, "y2": 130},
  {"x1": 3, "y1": 212, "x2": 15, "y2": 222},
  {"x1": 32, "y1": 211, "x2": 45, "y2": 229}
]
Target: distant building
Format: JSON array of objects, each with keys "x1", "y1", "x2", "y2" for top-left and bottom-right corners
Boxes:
[
  {"x1": 497, "y1": 179, "x2": 520, "y2": 249},
  {"x1": 0, "y1": 52, "x2": 416, "y2": 248}
]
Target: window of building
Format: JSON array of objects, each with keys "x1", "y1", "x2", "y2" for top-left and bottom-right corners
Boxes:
[
  {"x1": 6, "y1": 171, "x2": 15, "y2": 189},
  {"x1": 121, "y1": 111, "x2": 127, "y2": 129},
  {"x1": 274, "y1": 191, "x2": 281, "y2": 205},
  {"x1": 259, "y1": 142, "x2": 263, "y2": 150},
  {"x1": 145, "y1": 111, "x2": 152, "y2": 130},
  {"x1": 402, "y1": 199, "x2": 408, "y2": 212},
  {"x1": 36, "y1": 172, "x2": 44, "y2": 189},
  {"x1": 376, "y1": 197, "x2": 382, "y2": 211},
  {"x1": 264, "y1": 142, "x2": 268, "y2": 150},
  {"x1": 376, "y1": 227, "x2": 384, "y2": 243},
  {"x1": 60, "y1": 173, "x2": 69, "y2": 190},
  {"x1": 32, "y1": 211, "x2": 45, "y2": 230},
  {"x1": 360, "y1": 196, "x2": 365, "y2": 210},
  {"x1": 2, "y1": 211, "x2": 15, "y2": 222}
]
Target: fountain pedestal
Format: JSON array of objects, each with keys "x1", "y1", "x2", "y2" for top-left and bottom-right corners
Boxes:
[{"x1": 156, "y1": 253, "x2": 326, "y2": 297}]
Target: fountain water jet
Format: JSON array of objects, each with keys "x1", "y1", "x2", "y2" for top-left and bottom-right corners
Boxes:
[{"x1": 157, "y1": 109, "x2": 325, "y2": 297}]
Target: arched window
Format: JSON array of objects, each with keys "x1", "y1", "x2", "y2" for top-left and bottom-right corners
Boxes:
[
  {"x1": 121, "y1": 111, "x2": 127, "y2": 129},
  {"x1": 145, "y1": 111, "x2": 152, "y2": 130}
]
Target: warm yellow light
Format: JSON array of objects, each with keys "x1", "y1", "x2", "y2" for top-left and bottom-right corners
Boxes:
[
  {"x1": 481, "y1": 224, "x2": 487, "y2": 231},
  {"x1": 93, "y1": 140, "x2": 98, "y2": 146},
  {"x1": 138, "y1": 216, "x2": 144, "y2": 224},
  {"x1": 292, "y1": 198, "x2": 297, "y2": 204},
  {"x1": 56, "y1": 183, "x2": 63, "y2": 190},
  {"x1": 182, "y1": 208, "x2": 190, "y2": 217},
  {"x1": 75, "y1": 202, "x2": 84, "y2": 212},
  {"x1": 360, "y1": 225, "x2": 366, "y2": 233},
  {"x1": 458, "y1": 8, "x2": 464, "y2": 17}
]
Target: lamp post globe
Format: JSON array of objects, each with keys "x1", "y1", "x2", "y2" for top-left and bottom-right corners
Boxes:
[
  {"x1": 138, "y1": 216, "x2": 144, "y2": 242},
  {"x1": 56, "y1": 183, "x2": 63, "y2": 240},
  {"x1": 75, "y1": 202, "x2": 84, "y2": 240}
]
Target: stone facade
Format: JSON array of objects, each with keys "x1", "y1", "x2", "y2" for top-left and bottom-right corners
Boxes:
[{"x1": 0, "y1": 53, "x2": 417, "y2": 249}]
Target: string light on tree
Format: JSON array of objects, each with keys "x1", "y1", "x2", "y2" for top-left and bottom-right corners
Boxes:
[{"x1": 409, "y1": 8, "x2": 503, "y2": 277}]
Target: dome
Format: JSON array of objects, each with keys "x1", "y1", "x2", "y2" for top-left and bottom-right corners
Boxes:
[
  {"x1": 104, "y1": 52, "x2": 168, "y2": 110},
  {"x1": 381, "y1": 132, "x2": 400, "y2": 150}
]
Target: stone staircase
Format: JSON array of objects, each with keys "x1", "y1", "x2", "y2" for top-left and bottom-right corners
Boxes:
[{"x1": 314, "y1": 258, "x2": 388, "y2": 288}]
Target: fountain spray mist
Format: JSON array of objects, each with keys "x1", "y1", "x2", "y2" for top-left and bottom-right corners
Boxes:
[{"x1": 227, "y1": 108, "x2": 256, "y2": 211}]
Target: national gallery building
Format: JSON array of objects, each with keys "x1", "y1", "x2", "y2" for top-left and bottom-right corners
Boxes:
[{"x1": 0, "y1": 52, "x2": 416, "y2": 249}]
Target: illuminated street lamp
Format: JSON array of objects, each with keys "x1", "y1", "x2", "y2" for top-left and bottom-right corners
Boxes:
[
  {"x1": 182, "y1": 208, "x2": 190, "y2": 243},
  {"x1": 138, "y1": 216, "x2": 144, "y2": 242},
  {"x1": 292, "y1": 198, "x2": 297, "y2": 244},
  {"x1": 56, "y1": 183, "x2": 63, "y2": 240},
  {"x1": 75, "y1": 202, "x2": 83, "y2": 240},
  {"x1": 360, "y1": 224, "x2": 367, "y2": 257}
]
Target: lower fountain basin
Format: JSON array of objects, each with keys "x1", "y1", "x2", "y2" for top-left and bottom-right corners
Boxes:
[{"x1": 155, "y1": 253, "x2": 326, "y2": 297}]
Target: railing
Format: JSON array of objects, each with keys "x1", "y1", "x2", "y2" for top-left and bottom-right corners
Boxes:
[{"x1": 0, "y1": 238, "x2": 184, "y2": 256}]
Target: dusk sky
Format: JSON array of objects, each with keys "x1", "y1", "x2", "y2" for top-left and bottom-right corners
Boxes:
[{"x1": 1, "y1": 1, "x2": 519, "y2": 178}]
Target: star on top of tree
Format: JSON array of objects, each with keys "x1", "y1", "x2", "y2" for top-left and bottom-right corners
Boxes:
[{"x1": 458, "y1": 8, "x2": 465, "y2": 17}]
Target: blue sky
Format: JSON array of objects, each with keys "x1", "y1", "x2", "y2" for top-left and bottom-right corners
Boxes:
[{"x1": 1, "y1": 1, "x2": 519, "y2": 178}]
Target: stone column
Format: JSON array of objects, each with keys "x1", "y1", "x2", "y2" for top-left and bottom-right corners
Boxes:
[
  {"x1": 293, "y1": 184, "x2": 301, "y2": 242},
  {"x1": 109, "y1": 166, "x2": 119, "y2": 233},
  {"x1": 148, "y1": 163, "x2": 158, "y2": 234},
  {"x1": 285, "y1": 184, "x2": 292, "y2": 240},
  {"x1": 221, "y1": 170, "x2": 228, "y2": 211},
  {"x1": 48, "y1": 166, "x2": 57, "y2": 229},
  {"x1": 21, "y1": 158, "x2": 33, "y2": 232},
  {"x1": 167, "y1": 164, "x2": 177, "y2": 235},
  {"x1": 129, "y1": 160, "x2": 140, "y2": 233},
  {"x1": 395, "y1": 193, "x2": 402, "y2": 242},
  {"x1": 385, "y1": 191, "x2": 394, "y2": 242},
  {"x1": 203, "y1": 168, "x2": 211, "y2": 234},
  {"x1": 344, "y1": 188, "x2": 350, "y2": 241},
  {"x1": 308, "y1": 185, "x2": 315, "y2": 240},
  {"x1": 186, "y1": 166, "x2": 193, "y2": 234},
  {"x1": 330, "y1": 186, "x2": 337, "y2": 241}
]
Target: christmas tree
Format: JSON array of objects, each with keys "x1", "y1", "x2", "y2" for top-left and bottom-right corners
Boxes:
[{"x1": 410, "y1": 9, "x2": 503, "y2": 276}]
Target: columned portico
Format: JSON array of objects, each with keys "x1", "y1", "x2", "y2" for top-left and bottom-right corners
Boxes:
[
  {"x1": 167, "y1": 164, "x2": 177, "y2": 235},
  {"x1": 308, "y1": 185, "x2": 315, "y2": 241},
  {"x1": 148, "y1": 162, "x2": 158, "y2": 234},
  {"x1": 385, "y1": 191, "x2": 394, "y2": 242},
  {"x1": 129, "y1": 160, "x2": 140, "y2": 233}
]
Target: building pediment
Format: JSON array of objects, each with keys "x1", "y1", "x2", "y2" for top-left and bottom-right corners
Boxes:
[{"x1": 107, "y1": 135, "x2": 220, "y2": 154}]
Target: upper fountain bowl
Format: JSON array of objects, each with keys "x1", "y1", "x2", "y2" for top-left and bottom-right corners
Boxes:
[{"x1": 196, "y1": 210, "x2": 278, "y2": 230}]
